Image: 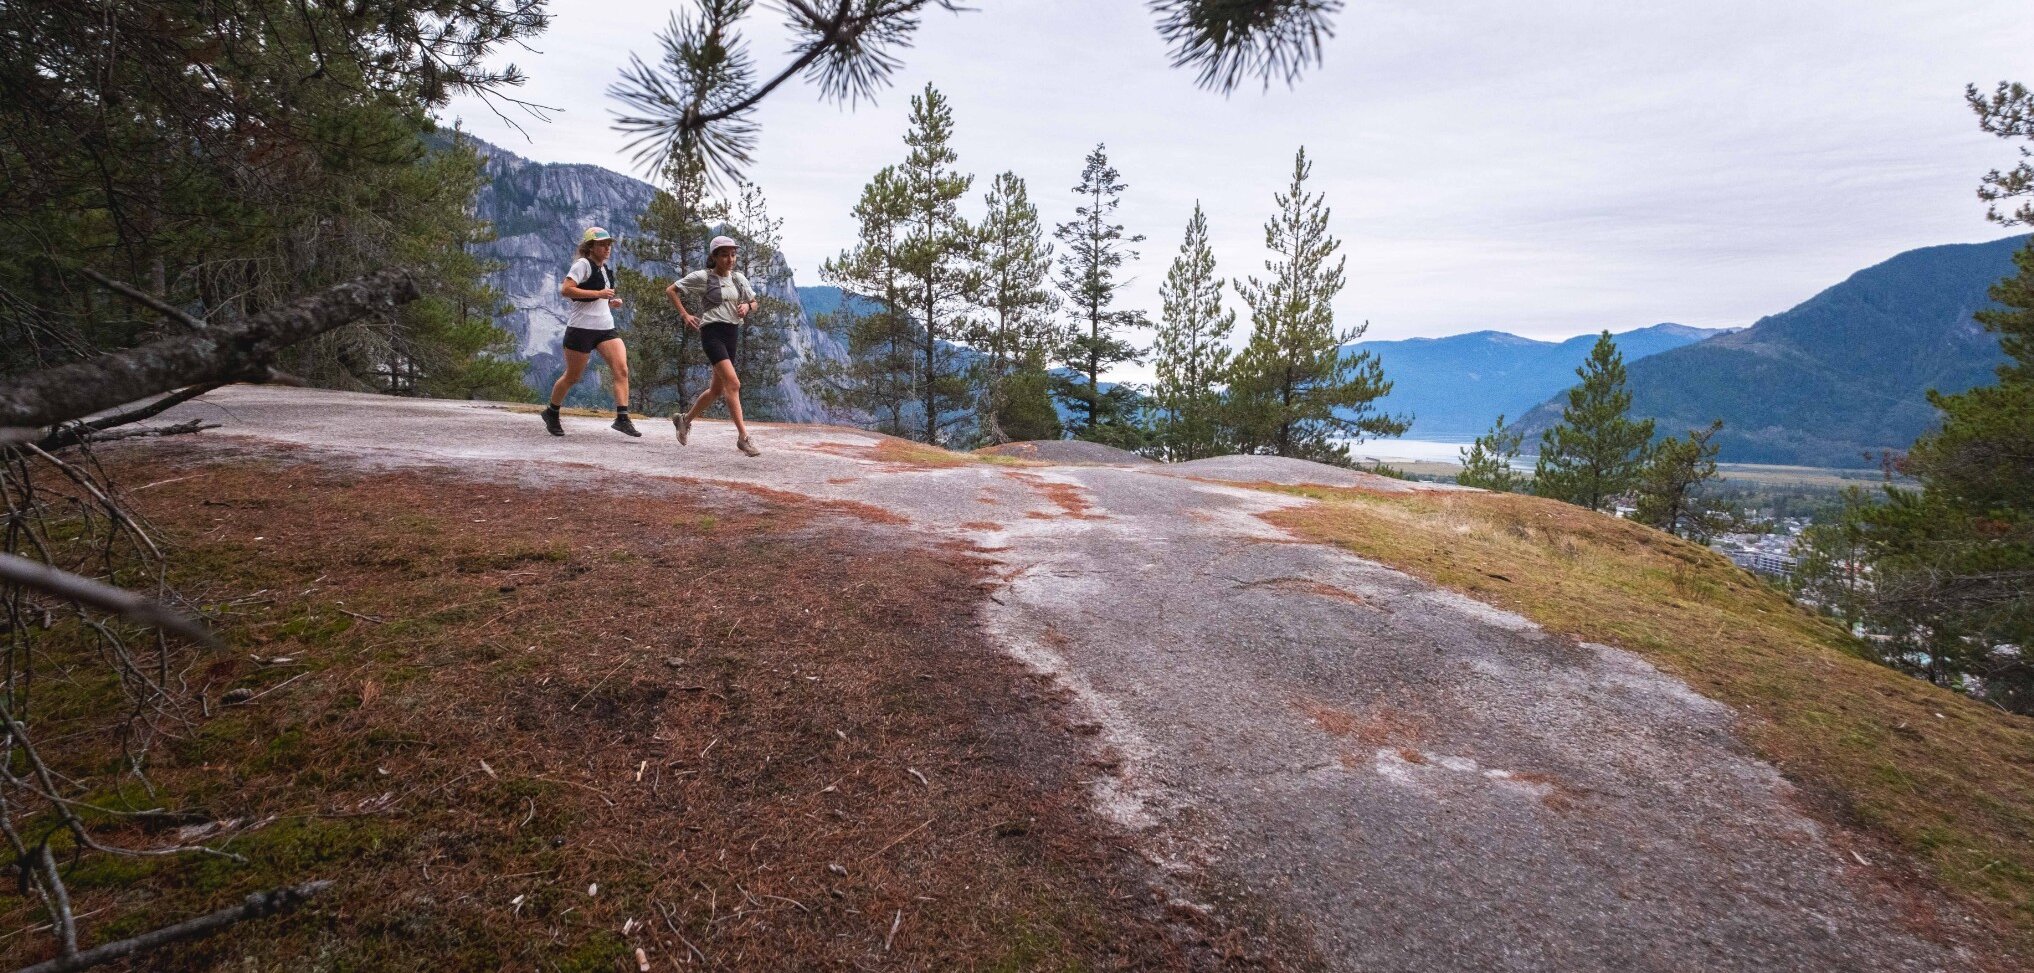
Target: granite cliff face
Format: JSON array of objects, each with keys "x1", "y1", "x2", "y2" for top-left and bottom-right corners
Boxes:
[{"x1": 466, "y1": 137, "x2": 840, "y2": 419}]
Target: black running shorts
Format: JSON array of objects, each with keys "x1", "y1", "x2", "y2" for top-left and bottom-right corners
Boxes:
[
  {"x1": 700, "y1": 322, "x2": 739, "y2": 365},
  {"x1": 562, "y1": 326, "x2": 618, "y2": 353}
]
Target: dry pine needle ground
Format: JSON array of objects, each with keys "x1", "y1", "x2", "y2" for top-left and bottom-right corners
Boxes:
[{"x1": 0, "y1": 448, "x2": 1310, "y2": 972}]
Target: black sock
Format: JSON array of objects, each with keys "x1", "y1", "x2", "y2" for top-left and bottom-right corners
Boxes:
[
  {"x1": 545, "y1": 402, "x2": 560, "y2": 412},
  {"x1": 616, "y1": 405, "x2": 630, "y2": 417}
]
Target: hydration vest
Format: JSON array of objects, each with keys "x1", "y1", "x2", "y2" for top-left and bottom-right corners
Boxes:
[{"x1": 570, "y1": 261, "x2": 611, "y2": 302}]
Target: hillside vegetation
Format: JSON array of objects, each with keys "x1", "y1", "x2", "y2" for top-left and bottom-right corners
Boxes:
[
  {"x1": 1264, "y1": 482, "x2": 2034, "y2": 953},
  {"x1": 1515, "y1": 235, "x2": 2026, "y2": 467}
]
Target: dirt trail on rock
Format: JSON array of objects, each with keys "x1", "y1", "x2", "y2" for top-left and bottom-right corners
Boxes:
[{"x1": 157, "y1": 387, "x2": 1963, "y2": 972}]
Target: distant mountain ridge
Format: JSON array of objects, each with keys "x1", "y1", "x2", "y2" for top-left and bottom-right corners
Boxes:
[
  {"x1": 1515, "y1": 235, "x2": 2028, "y2": 468},
  {"x1": 1343, "y1": 323, "x2": 1731, "y2": 439}
]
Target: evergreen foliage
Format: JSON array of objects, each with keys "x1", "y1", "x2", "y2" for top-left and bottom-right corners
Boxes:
[
  {"x1": 1151, "y1": 204, "x2": 1238, "y2": 461},
  {"x1": 802, "y1": 86, "x2": 990, "y2": 445},
  {"x1": 1838, "y1": 239, "x2": 2034, "y2": 710},
  {"x1": 0, "y1": 1, "x2": 545, "y2": 394},
  {"x1": 998, "y1": 351, "x2": 1066, "y2": 442},
  {"x1": 1532, "y1": 331, "x2": 1655, "y2": 511},
  {"x1": 1228, "y1": 148, "x2": 1405, "y2": 464},
  {"x1": 1150, "y1": 0, "x2": 1344, "y2": 92},
  {"x1": 1053, "y1": 145, "x2": 1149, "y2": 442},
  {"x1": 807, "y1": 166, "x2": 921, "y2": 437},
  {"x1": 1969, "y1": 81, "x2": 2034, "y2": 227},
  {"x1": 725, "y1": 179, "x2": 797, "y2": 420},
  {"x1": 612, "y1": 2, "x2": 1340, "y2": 186},
  {"x1": 1785, "y1": 80, "x2": 2034, "y2": 714},
  {"x1": 891, "y1": 85, "x2": 981, "y2": 445},
  {"x1": 1456, "y1": 415, "x2": 1529, "y2": 493},
  {"x1": 974, "y1": 173, "x2": 1061, "y2": 443},
  {"x1": 400, "y1": 143, "x2": 529, "y2": 403},
  {"x1": 1634, "y1": 420, "x2": 1727, "y2": 539},
  {"x1": 1790, "y1": 489, "x2": 1875, "y2": 633}
]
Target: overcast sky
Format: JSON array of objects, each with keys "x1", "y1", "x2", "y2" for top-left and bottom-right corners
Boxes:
[{"x1": 448, "y1": 0, "x2": 2029, "y2": 369}]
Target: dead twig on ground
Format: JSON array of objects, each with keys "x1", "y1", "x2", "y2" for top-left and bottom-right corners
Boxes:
[
  {"x1": 862, "y1": 819, "x2": 932, "y2": 863},
  {"x1": 570, "y1": 660, "x2": 632, "y2": 712},
  {"x1": 655, "y1": 899, "x2": 708, "y2": 966},
  {"x1": 11, "y1": 880, "x2": 331, "y2": 973}
]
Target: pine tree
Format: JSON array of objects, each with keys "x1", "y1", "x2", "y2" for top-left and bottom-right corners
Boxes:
[
  {"x1": 1788, "y1": 83, "x2": 2034, "y2": 711},
  {"x1": 1634, "y1": 420, "x2": 1726, "y2": 538},
  {"x1": 373, "y1": 134, "x2": 527, "y2": 402},
  {"x1": 999, "y1": 349, "x2": 1065, "y2": 442},
  {"x1": 619, "y1": 150, "x2": 723, "y2": 412},
  {"x1": 1152, "y1": 203, "x2": 1237, "y2": 461},
  {"x1": 1228, "y1": 148, "x2": 1406, "y2": 464},
  {"x1": 1053, "y1": 144, "x2": 1148, "y2": 441},
  {"x1": 409, "y1": 185, "x2": 526, "y2": 402},
  {"x1": 1456, "y1": 415, "x2": 1528, "y2": 492},
  {"x1": 1790, "y1": 488, "x2": 1877, "y2": 633},
  {"x1": 1847, "y1": 238, "x2": 2034, "y2": 708},
  {"x1": 1532, "y1": 331, "x2": 1656, "y2": 511},
  {"x1": 2, "y1": 2, "x2": 545, "y2": 381},
  {"x1": 1968, "y1": 82, "x2": 2034, "y2": 227},
  {"x1": 974, "y1": 172, "x2": 1060, "y2": 443},
  {"x1": 891, "y1": 84, "x2": 982, "y2": 445},
  {"x1": 724, "y1": 178, "x2": 797, "y2": 420},
  {"x1": 806, "y1": 167, "x2": 918, "y2": 435}
]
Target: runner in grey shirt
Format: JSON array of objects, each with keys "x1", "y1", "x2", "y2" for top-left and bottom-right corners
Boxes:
[{"x1": 666, "y1": 235, "x2": 761, "y2": 455}]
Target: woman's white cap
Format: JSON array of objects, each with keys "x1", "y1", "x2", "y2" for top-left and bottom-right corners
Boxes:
[{"x1": 709, "y1": 235, "x2": 739, "y2": 254}]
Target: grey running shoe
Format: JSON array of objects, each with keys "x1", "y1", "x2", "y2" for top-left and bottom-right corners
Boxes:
[
  {"x1": 542, "y1": 406, "x2": 564, "y2": 436},
  {"x1": 675, "y1": 413, "x2": 693, "y2": 445},
  {"x1": 737, "y1": 436, "x2": 761, "y2": 457},
  {"x1": 612, "y1": 414, "x2": 642, "y2": 437}
]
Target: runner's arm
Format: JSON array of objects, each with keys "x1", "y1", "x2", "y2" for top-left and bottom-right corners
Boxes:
[
  {"x1": 735, "y1": 276, "x2": 758, "y2": 317},
  {"x1": 665, "y1": 282, "x2": 701, "y2": 328}
]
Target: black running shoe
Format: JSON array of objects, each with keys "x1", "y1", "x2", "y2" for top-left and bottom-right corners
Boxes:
[
  {"x1": 542, "y1": 406, "x2": 564, "y2": 436},
  {"x1": 612, "y1": 413, "x2": 643, "y2": 437}
]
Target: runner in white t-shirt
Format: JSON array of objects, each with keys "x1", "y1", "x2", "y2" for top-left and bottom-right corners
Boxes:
[{"x1": 541, "y1": 227, "x2": 641, "y2": 437}]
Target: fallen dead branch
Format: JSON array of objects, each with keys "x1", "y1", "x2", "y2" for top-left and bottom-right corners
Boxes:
[
  {"x1": 11, "y1": 880, "x2": 331, "y2": 973},
  {"x1": 0, "y1": 270, "x2": 420, "y2": 435}
]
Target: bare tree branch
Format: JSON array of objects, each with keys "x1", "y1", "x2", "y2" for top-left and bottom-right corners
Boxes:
[
  {"x1": 0, "y1": 554, "x2": 216, "y2": 649},
  {"x1": 11, "y1": 881, "x2": 332, "y2": 973},
  {"x1": 34, "y1": 384, "x2": 228, "y2": 453},
  {"x1": 73, "y1": 269, "x2": 207, "y2": 334},
  {"x1": 36, "y1": 845, "x2": 77, "y2": 959},
  {"x1": 0, "y1": 271, "x2": 420, "y2": 434},
  {"x1": 59, "y1": 420, "x2": 220, "y2": 447}
]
